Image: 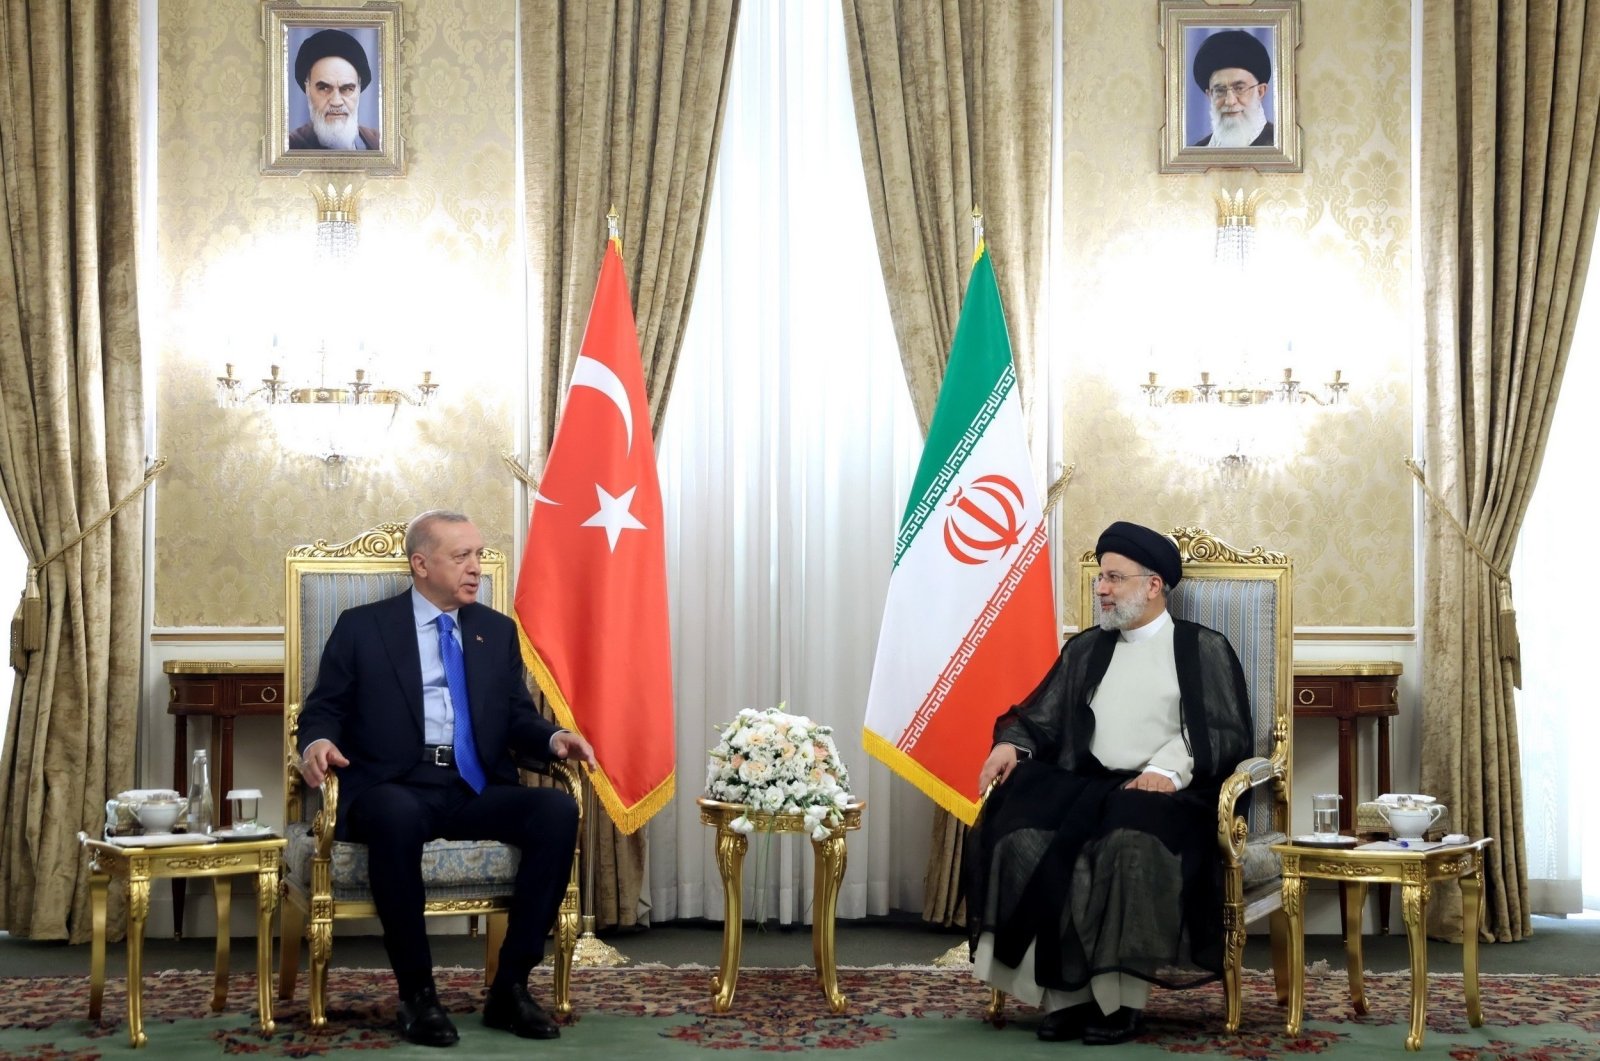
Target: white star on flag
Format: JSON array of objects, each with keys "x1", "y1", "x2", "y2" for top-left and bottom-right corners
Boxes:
[{"x1": 582, "y1": 483, "x2": 647, "y2": 551}]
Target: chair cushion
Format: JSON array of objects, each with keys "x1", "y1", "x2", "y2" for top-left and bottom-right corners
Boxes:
[
  {"x1": 1242, "y1": 831, "x2": 1287, "y2": 889},
  {"x1": 285, "y1": 822, "x2": 522, "y2": 903}
]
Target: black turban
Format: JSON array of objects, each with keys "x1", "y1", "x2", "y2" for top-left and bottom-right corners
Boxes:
[
  {"x1": 1096, "y1": 521, "x2": 1182, "y2": 589},
  {"x1": 295, "y1": 29, "x2": 373, "y2": 92},
  {"x1": 1193, "y1": 29, "x2": 1271, "y2": 90}
]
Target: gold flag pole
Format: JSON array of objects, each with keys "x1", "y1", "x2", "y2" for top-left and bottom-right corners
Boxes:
[
  {"x1": 568, "y1": 205, "x2": 631, "y2": 969},
  {"x1": 570, "y1": 771, "x2": 628, "y2": 967}
]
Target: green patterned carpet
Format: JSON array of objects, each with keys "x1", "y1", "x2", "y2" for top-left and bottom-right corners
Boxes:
[{"x1": 2, "y1": 964, "x2": 1596, "y2": 1058}]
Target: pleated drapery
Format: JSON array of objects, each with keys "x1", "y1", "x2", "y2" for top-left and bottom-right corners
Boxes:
[
  {"x1": 520, "y1": 0, "x2": 740, "y2": 928},
  {"x1": 0, "y1": 0, "x2": 147, "y2": 943},
  {"x1": 1417, "y1": 0, "x2": 1600, "y2": 942},
  {"x1": 840, "y1": 0, "x2": 1054, "y2": 924}
]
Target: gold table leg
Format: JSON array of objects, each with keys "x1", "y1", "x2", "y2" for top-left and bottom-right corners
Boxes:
[
  {"x1": 213, "y1": 879, "x2": 232, "y2": 1011},
  {"x1": 88, "y1": 872, "x2": 108, "y2": 1021},
  {"x1": 1283, "y1": 874, "x2": 1306, "y2": 1036},
  {"x1": 711, "y1": 824, "x2": 748, "y2": 1014},
  {"x1": 811, "y1": 831, "x2": 848, "y2": 1013},
  {"x1": 1343, "y1": 881, "x2": 1369, "y2": 1015},
  {"x1": 126, "y1": 868, "x2": 151, "y2": 1048},
  {"x1": 1401, "y1": 880, "x2": 1429, "y2": 1051},
  {"x1": 1462, "y1": 856, "x2": 1484, "y2": 1028},
  {"x1": 257, "y1": 854, "x2": 281, "y2": 1035}
]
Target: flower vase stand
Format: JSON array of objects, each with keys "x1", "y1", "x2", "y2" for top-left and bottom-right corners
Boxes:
[{"x1": 697, "y1": 798, "x2": 865, "y2": 1013}]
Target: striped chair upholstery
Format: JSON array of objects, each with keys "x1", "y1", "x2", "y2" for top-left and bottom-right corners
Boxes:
[{"x1": 277, "y1": 522, "x2": 580, "y2": 1029}]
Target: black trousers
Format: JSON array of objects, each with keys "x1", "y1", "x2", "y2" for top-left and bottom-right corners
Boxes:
[{"x1": 345, "y1": 765, "x2": 580, "y2": 998}]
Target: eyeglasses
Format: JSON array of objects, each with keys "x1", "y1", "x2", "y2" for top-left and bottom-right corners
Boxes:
[
  {"x1": 1208, "y1": 80, "x2": 1262, "y2": 102},
  {"x1": 1093, "y1": 571, "x2": 1154, "y2": 586}
]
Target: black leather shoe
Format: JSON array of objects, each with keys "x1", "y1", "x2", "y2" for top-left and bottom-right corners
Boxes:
[
  {"x1": 398, "y1": 985, "x2": 459, "y2": 1047},
  {"x1": 1036, "y1": 1002, "x2": 1095, "y2": 1041},
  {"x1": 1083, "y1": 1006, "x2": 1143, "y2": 1046},
  {"x1": 484, "y1": 981, "x2": 561, "y2": 1039}
]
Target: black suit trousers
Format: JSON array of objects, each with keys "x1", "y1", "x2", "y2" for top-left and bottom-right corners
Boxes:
[{"x1": 345, "y1": 767, "x2": 580, "y2": 997}]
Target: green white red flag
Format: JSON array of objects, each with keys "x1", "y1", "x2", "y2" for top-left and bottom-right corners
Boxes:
[
  {"x1": 516, "y1": 237, "x2": 675, "y2": 834},
  {"x1": 863, "y1": 243, "x2": 1058, "y2": 824}
]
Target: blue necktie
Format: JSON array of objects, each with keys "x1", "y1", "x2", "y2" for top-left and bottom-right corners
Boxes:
[{"x1": 436, "y1": 613, "x2": 487, "y2": 793}]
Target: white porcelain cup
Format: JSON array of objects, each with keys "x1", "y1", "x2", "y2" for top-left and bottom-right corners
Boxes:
[
  {"x1": 1379, "y1": 802, "x2": 1444, "y2": 839},
  {"x1": 134, "y1": 798, "x2": 185, "y2": 834},
  {"x1": 104, "y1": 789, "x2": 182, "y2": 837}
]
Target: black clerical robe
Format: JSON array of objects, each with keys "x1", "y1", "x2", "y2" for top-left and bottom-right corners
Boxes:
[{"x1": 966, "y1": 618, "x2": 1253, "y2": 991}]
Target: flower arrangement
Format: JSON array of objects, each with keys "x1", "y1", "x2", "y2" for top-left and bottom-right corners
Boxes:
[{"x1": 705, "y1": 705, "x2": 854, "y2": 840}]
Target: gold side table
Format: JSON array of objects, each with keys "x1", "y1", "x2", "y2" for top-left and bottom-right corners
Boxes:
[
  {"x1": 697, "y1": 798, "x2": 864, "y2": 1013},
  {"x1": 80, "y1": 832, "x2": 286, "y2": 1048},
  {"x1": 1273, "y1": 837, "x2": 1492, "y2": 1052}
]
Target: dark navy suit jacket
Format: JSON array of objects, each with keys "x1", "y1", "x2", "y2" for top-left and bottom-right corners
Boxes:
[{"x1": 297, "y1": 590, "x2": 561, "y2": 835}]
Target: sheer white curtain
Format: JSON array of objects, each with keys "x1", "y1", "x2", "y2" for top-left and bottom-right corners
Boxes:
[
  {"x1": 1511, "y1": 265, "x2": 1600, "y2": 914},
  {"x1": 648, "y1": 1, "x2": 932, "y2": 924}
]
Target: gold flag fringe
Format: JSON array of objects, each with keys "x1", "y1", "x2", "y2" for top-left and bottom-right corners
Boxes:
[{"x1": 863, "y1": 728, "x2": 979, "y2": 826}]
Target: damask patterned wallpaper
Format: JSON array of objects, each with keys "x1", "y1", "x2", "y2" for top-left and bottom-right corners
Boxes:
[
  {"x1": 153, "y1": 0, "x2": 522, "y2": 627},
  {"x1": 1056, "y1": 0, "x2": 1412, "y2": 630},
  {"x1": 152, "y1": 0, "x2": 1412, "y2": 631}
]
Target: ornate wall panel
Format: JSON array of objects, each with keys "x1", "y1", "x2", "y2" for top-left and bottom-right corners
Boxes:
[
  {"x1": 154, "y1": 0, "x2": 521, "y2": 627},
  {"x1": 1058, "y1": 0, "x2": 1412, "y2": 630}
]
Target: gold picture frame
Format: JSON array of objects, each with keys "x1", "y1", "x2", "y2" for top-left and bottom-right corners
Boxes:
[
  {"x1": 1159, "y1": 0, "x2": 1302, "y2": 173},
  {"x1": 262, "y1": 0, "x2": 405, "y2": 176}
]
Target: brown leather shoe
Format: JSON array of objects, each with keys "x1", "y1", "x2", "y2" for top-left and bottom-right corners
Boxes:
[
  {"x1": 483, "y1": 981, "x2": 561, "y2": 1039},
  {"x1": 398, "y1": 985, "x2": 459, "y2": 1047}
]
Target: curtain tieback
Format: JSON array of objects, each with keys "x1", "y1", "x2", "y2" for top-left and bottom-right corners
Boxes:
[
  {"x1": 1404, "y1": 457, "x2": 1520, "y2": 688},
  {"x1": 11, "y1": 457, "x2": 169, "y2": 670}
]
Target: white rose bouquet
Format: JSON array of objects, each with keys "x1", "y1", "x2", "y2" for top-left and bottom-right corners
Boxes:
[{"x1": 705, "y1": 705, "x2": 854, "y2": 840}]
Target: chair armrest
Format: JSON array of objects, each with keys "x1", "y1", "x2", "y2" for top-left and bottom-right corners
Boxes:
[
  {"x1": 513, "y1": 753, "x2": 584, "y2": 798},
  {"x1": 1215, "y1": 751, "x2": 1287, "y2": 862}
]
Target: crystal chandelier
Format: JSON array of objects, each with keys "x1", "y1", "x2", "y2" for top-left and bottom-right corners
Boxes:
[{"x1": 213, "y1": 182, "x2": 439, "y2": 483}]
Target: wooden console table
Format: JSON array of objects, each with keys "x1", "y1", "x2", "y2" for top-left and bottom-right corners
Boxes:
[
  {"x1": 1292, "y1": 661, "x2": 1401, "y2": 831},
  {"x1": 164, "y1": 660, "x2": 285, "y2": 936}
]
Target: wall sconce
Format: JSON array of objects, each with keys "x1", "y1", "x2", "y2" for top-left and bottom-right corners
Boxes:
[
  {"x1": 1137, "y1": 188, "x2": 1350, "y2": 474},
  {"x1": 212, "y1": 182, "x2": 438, "y2": 484}
]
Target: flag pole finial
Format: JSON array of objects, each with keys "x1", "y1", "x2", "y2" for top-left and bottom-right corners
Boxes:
[
  {"x1": 971, "y1": 207, "x2": 984, "y2": 262},
  {"x1": 606, "y1": 207, "x2": 621, "y2": 253}
]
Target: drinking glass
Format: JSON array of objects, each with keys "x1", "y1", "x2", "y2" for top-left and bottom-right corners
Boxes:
[
  {"x1": 1311, "y1": 793, "x2": 1341, "y2": 839},
  {"x1": 226, "y1": 788, "x2": 263, "y2": 833}
]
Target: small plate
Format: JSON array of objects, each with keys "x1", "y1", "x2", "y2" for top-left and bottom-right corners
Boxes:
[
  {"x1": 1377, "y1": 793, "x2": 1436, "y2": 805},
  {"x1": 1289, "y1": 834, "x2": 1358, "y2": 848},
  {"x1": 211, "y1": 828, "x2": 279, "y2": 842}
]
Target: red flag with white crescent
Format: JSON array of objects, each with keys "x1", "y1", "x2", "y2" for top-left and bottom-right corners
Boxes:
[{"x1": 515, "y1": 238, "x2": 674, "y2": 833}]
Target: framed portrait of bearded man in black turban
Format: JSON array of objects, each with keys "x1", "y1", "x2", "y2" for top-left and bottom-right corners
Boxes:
[{"x1": 1159, "y1": 1, "x2": 1303, "y2": 174}]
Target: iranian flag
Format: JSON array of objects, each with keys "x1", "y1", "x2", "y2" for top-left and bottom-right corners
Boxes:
[
  {"x1": 516, "y1": 237, "x2": 675, "y2": 834},
  {"x1": 863, "y1": 244, "x2": 1058, "y2": 825}
]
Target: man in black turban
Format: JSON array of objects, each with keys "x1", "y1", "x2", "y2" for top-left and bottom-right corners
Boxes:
[
  {"x1": 288, "y1": 28, "x2": 380, "y2": 151},
  {"x1": 1191, "y1": 29, "x2": 1275, "y2": 148},
  {"x1": 965, "y1": 521, "x2": 1253, "y2": 1045}
]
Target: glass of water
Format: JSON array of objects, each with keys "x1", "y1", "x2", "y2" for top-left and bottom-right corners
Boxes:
[{"x1": 1311, "y1": 793, "x2": 1342, "y2": 839}]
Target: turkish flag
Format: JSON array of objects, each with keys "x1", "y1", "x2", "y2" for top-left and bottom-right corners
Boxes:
[{"x1": 516, "y1": 239, "x2": 675, "y2": 834}]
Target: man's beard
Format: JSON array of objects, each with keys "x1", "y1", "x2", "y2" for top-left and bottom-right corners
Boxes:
[
  {"x1": 311, "y1": 108, "x2": 361, "y2": 150},
  {"x1": 1097, "y1": 593, "x2": 1147, "y2": 632},
  {"x1": 1208, "y1": 94, "x2": 1268, "y2": 148}
]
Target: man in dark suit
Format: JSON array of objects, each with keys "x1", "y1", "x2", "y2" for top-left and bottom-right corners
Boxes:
[{"x1": 297, "y1": 509, "x2": 596, "y2": 1047}]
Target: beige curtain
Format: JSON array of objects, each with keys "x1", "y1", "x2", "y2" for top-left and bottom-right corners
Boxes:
[
  {"x1": 521, "y1": 0, "x2": 739, "y2": 928},
  {"x1": 841, "y1": 0, "x2": 1053, "y2": 925},
  {"x1": 1419, "y1": 0, "x2": 1600, "y2": 942},
  {"x1": 0, "y1": 0, "x2": 146, "y2": 943}
]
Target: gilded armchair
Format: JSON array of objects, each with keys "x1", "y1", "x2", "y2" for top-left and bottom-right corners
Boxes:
[{"x1": 276, "y1": 522, "x2": 581, "y2": 1028}]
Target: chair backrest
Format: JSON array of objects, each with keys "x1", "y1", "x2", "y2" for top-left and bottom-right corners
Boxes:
[
  {"x1": 283, "y1": 521, "x2": 508, "y2": 818},
  {"x1": 1076, "y1": 526, "x2": 1292, "y2": 836}
]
